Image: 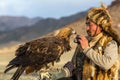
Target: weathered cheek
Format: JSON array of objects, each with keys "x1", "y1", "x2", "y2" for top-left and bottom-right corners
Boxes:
[
  {"x1": 92, "y1": 25, "x2": 98, "y2": 31},
  {"x1": 91, "y1": 27, "x2": 96, "y2": 33}
]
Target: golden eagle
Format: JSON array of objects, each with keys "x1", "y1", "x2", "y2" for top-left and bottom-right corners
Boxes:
[{"x1": 4, "y1": 27, "x2": 76, "y2": 80}]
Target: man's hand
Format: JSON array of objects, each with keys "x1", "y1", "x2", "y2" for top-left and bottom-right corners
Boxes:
[{"x1": 77, "y1": 35, "x2": 89, "y2": 49}]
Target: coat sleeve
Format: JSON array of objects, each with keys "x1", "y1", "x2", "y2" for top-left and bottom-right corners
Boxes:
[{"x1": 83, "y1": 40, "x2": 118, "y2": 70}]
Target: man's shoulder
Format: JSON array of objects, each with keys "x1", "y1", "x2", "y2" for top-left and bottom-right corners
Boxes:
[{"x1": 107, "y1": 40, "x2": 117, "y2": 47}]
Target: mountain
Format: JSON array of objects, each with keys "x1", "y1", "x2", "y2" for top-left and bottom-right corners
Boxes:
[
  {"x1": 0, "y1": 0, "x2": 120, "y2": 45},
  {"x1": 0, "y1": 16, "x2": 42, "y2": 31},
  {"x1": 108, "y1": 0, "x2": 120, "y2": 34},
  {"x1": 0, "y1": 11, "x2": 87, "y2": 44}
]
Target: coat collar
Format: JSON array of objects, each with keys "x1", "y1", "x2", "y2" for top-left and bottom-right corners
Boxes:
[{"x1": 89, "y1": 32, "x2": 103, "y2": 47}]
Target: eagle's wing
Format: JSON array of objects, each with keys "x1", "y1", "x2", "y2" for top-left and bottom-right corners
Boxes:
[{"x1": 13, "y1": 37, "x2": 64, "y2": 67}]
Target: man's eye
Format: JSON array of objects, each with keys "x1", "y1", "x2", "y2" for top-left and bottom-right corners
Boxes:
[
  {"x1": 86, "y1": 23, "x2": 91, "y2": 26},
  {"x1": 86, "y1": 21, "x2": 91, "y2": 26}
]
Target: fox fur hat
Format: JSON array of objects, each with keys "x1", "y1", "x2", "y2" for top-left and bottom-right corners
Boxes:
[{"x1": 86, "y1": 3, "x2": 120, "y2": 45}]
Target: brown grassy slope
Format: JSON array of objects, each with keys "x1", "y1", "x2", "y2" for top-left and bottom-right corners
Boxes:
[{"x1": 108, "y1": 0, "x2": 120, "y2": 34}]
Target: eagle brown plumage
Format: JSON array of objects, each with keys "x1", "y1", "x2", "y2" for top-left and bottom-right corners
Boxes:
[{"x1": 4, "y1": 27, "x2": 76, "y2": 80}]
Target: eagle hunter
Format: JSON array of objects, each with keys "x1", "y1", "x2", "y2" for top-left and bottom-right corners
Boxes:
[{"x1": 4, "y1": 27, "x2": 76, "y2": 80}]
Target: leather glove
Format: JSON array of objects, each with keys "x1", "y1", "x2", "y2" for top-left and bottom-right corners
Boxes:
[{"x1": 63, "y1": 61, "x2": 74, "y2": 75}]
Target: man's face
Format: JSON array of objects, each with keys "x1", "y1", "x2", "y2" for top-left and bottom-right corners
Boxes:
[{"x1": 86, "y1": 19, "x2": 102, "y2": 37}]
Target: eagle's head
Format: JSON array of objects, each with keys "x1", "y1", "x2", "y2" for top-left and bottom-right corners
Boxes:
[
  {"x1": 56, "y1": 27, "x2": 76, "y2": 52},
  {"x1": 56, "y1": 27, "x2": 76, "y2": 40}
]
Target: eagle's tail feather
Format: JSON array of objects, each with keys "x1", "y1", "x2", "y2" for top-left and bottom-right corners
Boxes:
[
  {"x1": 10, "y1": 65, "x2": 25, "y2": 80},
  {"x1": 4, "y1": 65, "x2": 16, "y2": 73}
]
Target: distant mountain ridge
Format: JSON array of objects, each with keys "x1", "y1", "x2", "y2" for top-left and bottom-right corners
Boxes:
[
  {"x1": 0, "y1": 16, "x2": 42, "y2": 31},
  {"x1": 0, "y1": 0, "x2": 120, "y2": 45},
  {"x1": 0, "y1": 11, "x2": 87, "y2": 44}
]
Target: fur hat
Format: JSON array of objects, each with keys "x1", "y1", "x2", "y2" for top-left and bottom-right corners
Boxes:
[{"x1": 87, "y1": 3, "x2": 120, "y2": 45}]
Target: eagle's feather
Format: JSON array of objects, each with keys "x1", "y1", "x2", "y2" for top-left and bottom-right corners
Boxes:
[{"x1": 4, "y1": 27, "x2": 76, "y2": 80}]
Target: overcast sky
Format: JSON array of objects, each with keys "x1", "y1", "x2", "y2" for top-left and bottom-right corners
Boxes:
[{"x1": 0, "y1": 0, "x2": 113, "y2": 18}]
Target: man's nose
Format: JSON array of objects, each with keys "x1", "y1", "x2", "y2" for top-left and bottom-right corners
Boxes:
[{"x1": 86, "y1": 26, "x2": 90, "y2": 30}]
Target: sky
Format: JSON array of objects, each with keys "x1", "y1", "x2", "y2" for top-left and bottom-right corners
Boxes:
[{"x1": 0, "y1": 0, "x2": 113, "y2": 19}]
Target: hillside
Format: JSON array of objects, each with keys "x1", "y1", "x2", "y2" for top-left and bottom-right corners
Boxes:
[{"x1": 109, "y1": 0, "x2": 120, "y2": 34}]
